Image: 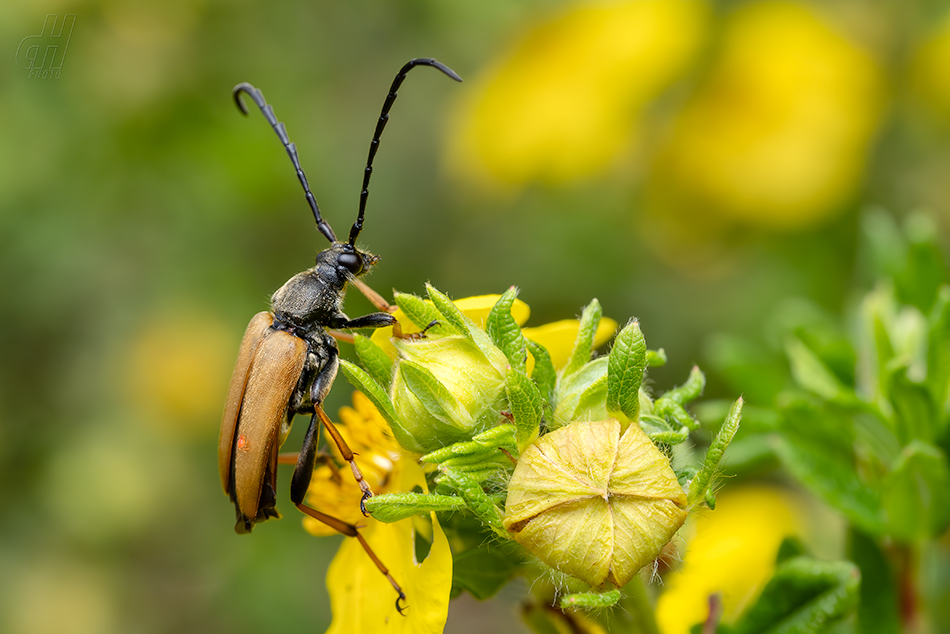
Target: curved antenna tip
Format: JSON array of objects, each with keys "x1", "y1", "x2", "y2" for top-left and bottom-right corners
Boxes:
[
  {"x1": 407, "y1": 58, "x2": 463, "y2": 83},
  {"x1": 232, "y1": 83, "x2": 258, "y2": 116}
]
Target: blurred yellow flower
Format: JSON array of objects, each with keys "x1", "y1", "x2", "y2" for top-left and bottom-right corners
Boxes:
[
  {"x1": 649, "y1": 0, "x2": 885, "y2": 231},
  {"x1": 446, "y1": 0, "x2": 707, "y2": 192},
  {"x1": 910, "y1": 12, "x2": 950, "y2": 119},
  {"x1": 125, "y1": 310, "x2": 232, "y2": 436},
  {"x1": 303, "y1": 392, "x2": 453, "y2": 633},
  {"x1": 655, "y1": 485, "x2": 804, "y2": 634}
]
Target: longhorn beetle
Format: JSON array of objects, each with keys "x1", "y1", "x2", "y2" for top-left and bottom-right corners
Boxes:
[{"x1": 218, "y1": 58, "x2": 462, "y2": 611}]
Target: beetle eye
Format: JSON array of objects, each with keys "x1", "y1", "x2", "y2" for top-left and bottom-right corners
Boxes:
[{"x1": 339, "y1": 251, "x2": 363, "y2": 275}]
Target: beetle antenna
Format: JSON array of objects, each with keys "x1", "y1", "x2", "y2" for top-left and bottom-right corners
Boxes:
[
  {"x1": 233, "y1": 82, "x2": 337, "y2": 244},
  {"x1": 348, "y1": 58, "x2": 463, "y2": 246}
]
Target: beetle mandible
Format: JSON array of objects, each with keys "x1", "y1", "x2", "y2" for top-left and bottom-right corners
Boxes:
[{"x1": 218, "y1": 58, "x2": 462, "y2": 609}]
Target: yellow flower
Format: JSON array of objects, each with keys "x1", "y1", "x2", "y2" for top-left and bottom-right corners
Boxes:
[
  {"x1": 303, "y1": 392, "x2": 453, "y2": 634},
  {"x1": 446, "y1": 0, "x2": 707, "y2": 192},
  {"x1": 910, "y1": 12, "x2": 950, "y2": 120},
  {"x1": 655, "y1": 485, "x2": 805, "y2": 634},
  {"x1": 649, "y1": 0, "x2": 884, "y2": 232}
]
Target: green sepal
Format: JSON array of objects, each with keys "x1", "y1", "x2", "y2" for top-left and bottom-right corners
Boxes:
[
  {"x1": 353, "y1": 333, "x2": 393, "y2": 388},
  {"x1": 649, "y1": 428, "x2": 691, "y2": 446},
  {"x1": 438, "y1": 467, "x2": 506, "y2": 537},
  {"x1": 559, "y1": 589, "x2": 622, "y2": 610},
  {"x1": 526, "y1": 340, "x2": 556, "y2": 406},
  {"x1": 338, "y1": 359, "x2": 416, "y2": 451},
  {"x1": 553, "y1": 357, "x2": 608, "y2": 428},
  {"x1": 606, "y1": 319, "x2": 647, "y2": 426},
  {"x1": 399, "y1": 360, "x2": 465, "y2": 428},
  {"x1": 426, "y1": 284, "x2": 505, "y2": 367},
  {"x1": 647, "y1": 348, "x2": 667, "y2": 367},
  {"x1": 506, "y1": 367, "x2": 543, "y2": 450},
  {"x1": 688, "y1": 397, "x2": 742, "y2": 508},
  {"x1": 487, "y1": 287, "x2": 527, "y2": 372},
  {"x1": 394, "y1": 290, "x2": 455, "y2": 334},
  {"x1": 364, "y1": 492, "x2": 466, "y2": 523},
  {"x1": 563, "y1": 299, "x2": 603, "y2": 378},
  {"x1": 574, "y1": 373, "x2": 608, "y2": 419},
  {"x1": 727, "y1": 557, "x2": 860, "y2": 634},
  {"x1": 422, "y1": 425, "x2": 518, "y2": 465}
]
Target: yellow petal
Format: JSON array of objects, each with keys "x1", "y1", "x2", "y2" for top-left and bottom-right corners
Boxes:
[
  {"x1": 325, "y1": 446, "x2": 453, "y2": 634},
  {"x1": 523, "y1": 318, "x2": 618, "y2": 371},
  {"x1": 325, "y1": 514, "x2": 452, "y2": 634}
]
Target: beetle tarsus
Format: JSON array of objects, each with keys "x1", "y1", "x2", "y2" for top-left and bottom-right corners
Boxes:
[{"x1": 395, "y1": 591, "x2": 408, "y2": 616}]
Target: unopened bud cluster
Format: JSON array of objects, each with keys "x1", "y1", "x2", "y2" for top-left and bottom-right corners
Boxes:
[{"x1": 343, "y1": 284, "x2": 741, "y2": 596}]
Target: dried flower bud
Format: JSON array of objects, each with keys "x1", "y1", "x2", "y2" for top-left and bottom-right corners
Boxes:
[{"x1": 503, "y1": 419, "x2": 687, "y2": 587}]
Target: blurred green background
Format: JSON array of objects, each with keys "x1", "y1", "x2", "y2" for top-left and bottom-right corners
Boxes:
[{"x1": 2, "y1": 1, "x2": 949, "y2": 633}]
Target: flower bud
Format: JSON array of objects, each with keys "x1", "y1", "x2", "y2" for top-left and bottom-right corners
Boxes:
[
  {"x1": 390, "y1": 334, "x2": 509, "y2": 453},
  {"x1": 503, "y1": 419, "x2": 687, "y2": 587}
]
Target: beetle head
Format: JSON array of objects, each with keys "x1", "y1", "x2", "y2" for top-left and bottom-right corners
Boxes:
[{"x1": 318, "y1": 242, "x2": 380, "y2": 280}]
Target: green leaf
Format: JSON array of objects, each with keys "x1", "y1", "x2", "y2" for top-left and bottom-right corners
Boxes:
[
  {"x1": 606, "y1": 319, "x2": 647, "y2": 425},
  {"x1": 926, "y1": 287, "x2": 950, "y2": 417},
  {"x1": 352, "y1": 333, "x2": 393, "y2": 388},
  {"x1": 774, "y1": 400, "x2": 885, "y2": 534},
  {"x1": 364, "y1": 492, "x2": 466, "y2": 522},
  {"x1": 526, "y1": 340, "x2": 556, "y2": 406},
  {"x1": 451, "y1": 544, "x2": 522, "y2": 600},
  {"x1": 847, "y1": 527, "x2": 900, "y2": 634},
  {"x1": 881, "y1": 440, "x2": 950, "y2": 541},
  {"x1": 563, "y1": 299, "x2": 603, "y2": 378},
  {"x1": 506, "y1": 367, "x2": 543, "y2": 450},
  {"x1": 688, "y1": 397, "x2": 742, "y2": 508},
  {"x1": 486, "y1": 287, "x2": 527, "y2": 372},
  {"x1": 787, "y1": 337, "x2": 854, "y2": 405},
  {"x1": 731, "y1": 557, "x2": 860, "y2": 634},
  {"x1": 394, "y1": 290, "x2": 454, "y2": 333},
  {"x1": 887, "y1": 368, "x2": 937, "y2": 445}
]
